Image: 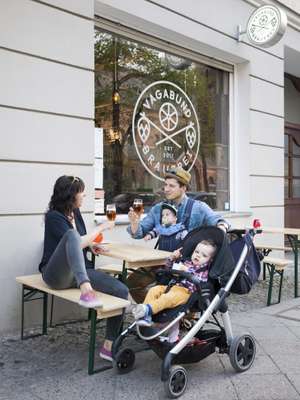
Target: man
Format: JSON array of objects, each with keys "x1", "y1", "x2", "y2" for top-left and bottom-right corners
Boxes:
[{"x1": 126, "y1": 167, "x2": 229, "y2": 302}]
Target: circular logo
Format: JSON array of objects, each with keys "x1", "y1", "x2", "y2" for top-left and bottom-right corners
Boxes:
[{"x1": 132, "y1": 81, "x2": 200, "y2": 181}]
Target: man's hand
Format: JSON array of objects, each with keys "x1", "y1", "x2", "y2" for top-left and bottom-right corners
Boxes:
[
  {"x1": 128, "y1": 207, "x2": 140, "y2": 235},
  {"x1": 128, "y1": 207, "x2": 140, "y2": 224},
  {"x1": 217, "y1": 222, "x2": 228, "y2": 233},
  {"x1": 144, "y1": 234, "x2": 152, "y2": 241}
]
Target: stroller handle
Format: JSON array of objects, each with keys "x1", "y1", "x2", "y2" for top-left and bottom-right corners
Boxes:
[{"x1": 228, "y1": 228, "x2": 262, "y2": 237}]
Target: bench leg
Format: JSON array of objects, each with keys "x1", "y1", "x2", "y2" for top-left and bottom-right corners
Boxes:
[
  {"x1": 88, "y1": 309, "x2": 113, "y2": 375},
  {"x1": 267, "y1": 265, "x2": 275, "y2": 306},
  {"x1": 42, "y1": 292, "x2": 48, "y2": 335},
  {"x1": 88, "y1": 309, "x2": 97, "y2": 375},
  {"x1": 266, "y1": 265, "x2": 284, "y2": 306},
  {"x1": 21, "y1": 285, "x2": 48, "y2": 339},
  {"x1": 21, "y1": 285, "x2": 25, "y2": 340},
  {"x1": 263, "y1": 263, "x2": 266, "y2": 280},
  {"x1": 50, "y1": 295, "x2": 54, "y2": 328},
  {"x1": 278, "y1": 270, "x2": 284, "y2": 304}
]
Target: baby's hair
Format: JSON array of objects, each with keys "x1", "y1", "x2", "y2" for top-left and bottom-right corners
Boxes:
[{"x1": 200, "y1": 239, "x2": 217, "y2": 255}]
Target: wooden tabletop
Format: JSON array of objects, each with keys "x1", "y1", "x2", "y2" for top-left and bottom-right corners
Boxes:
[
  {"x1": 233, "y1": 226, "x2": 300, "y2": 237},
  {"x1": 260, "y1": 227, "x2": 300, "y2": 236},
  {"x1": 101, "y1": 243, "x2": 171, "y2": 268}
]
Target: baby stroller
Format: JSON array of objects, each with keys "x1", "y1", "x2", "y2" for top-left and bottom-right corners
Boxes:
[{"x1": 112, "y1": 225, "x2": 261, "y2": 398}]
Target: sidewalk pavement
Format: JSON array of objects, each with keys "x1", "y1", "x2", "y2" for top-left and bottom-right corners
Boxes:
[{"x1": 1, "y1": 298, "x2": 300, "y2": 400}]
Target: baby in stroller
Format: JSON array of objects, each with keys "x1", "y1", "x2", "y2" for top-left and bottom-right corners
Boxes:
[
  {"x1": 113, "y1": 224, "x2": 261, "y2": 398},
  {"x1": 132, "y1": 239, "x2": 217, "y2": 329}
]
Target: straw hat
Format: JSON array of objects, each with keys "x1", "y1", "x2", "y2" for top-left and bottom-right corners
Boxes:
[{"x1": 164, "y1": 167, "x2": 191, "y2": 186}]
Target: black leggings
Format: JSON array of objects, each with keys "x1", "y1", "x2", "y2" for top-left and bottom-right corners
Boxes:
[{"x1": 42, "y1": 229, "x2": 128, "y2": 341}]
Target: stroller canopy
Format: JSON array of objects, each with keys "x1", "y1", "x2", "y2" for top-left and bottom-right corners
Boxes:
[{"x1": 181, "y1": 226, "x2": 235, "y2": 286}]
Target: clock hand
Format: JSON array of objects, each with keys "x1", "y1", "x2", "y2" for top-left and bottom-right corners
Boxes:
[{"x1": 251, "y1": 23, "x2": 268, "y2": 29}]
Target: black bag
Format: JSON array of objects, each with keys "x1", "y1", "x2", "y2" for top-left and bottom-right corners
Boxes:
[
  {"x1": 155, "y1": 268, "x2": 172, "y2": 285},
  {"x1": 230, "y1": 235, "x2": 261, "y2": 294}
]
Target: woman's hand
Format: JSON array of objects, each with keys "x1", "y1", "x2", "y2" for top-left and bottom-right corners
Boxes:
[
  {"x1": 144, "y1": 234, "x2": 152, "y2": 241},
  {"x1": 90, "y1": 244, "x2": 109, "y2": 255}
]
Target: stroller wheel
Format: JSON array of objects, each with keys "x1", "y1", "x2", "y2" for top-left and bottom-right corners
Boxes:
[
  {"x1": 229, "y1": 334, "x2": 256, "y2": 372},
  {"x1": 164, "y1": 365, "x2": 188, "y2": 399},
  {"x1": 113, "y1": 348, "x2": 135, "y2": 374}
]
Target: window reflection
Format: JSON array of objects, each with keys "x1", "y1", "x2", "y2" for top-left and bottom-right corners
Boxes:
[{"x1": 94, "y1": 30, "x2": 230, "y2": 212}]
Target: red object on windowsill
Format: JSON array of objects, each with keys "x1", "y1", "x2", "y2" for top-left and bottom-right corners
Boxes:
[{"x1": 253, "y1": 219, "x2": 261, "y2": 229}]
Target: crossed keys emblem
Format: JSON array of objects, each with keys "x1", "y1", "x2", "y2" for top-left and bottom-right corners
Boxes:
[{"x1": 137, "y1": 102, "x2": 196, "y2": 149}]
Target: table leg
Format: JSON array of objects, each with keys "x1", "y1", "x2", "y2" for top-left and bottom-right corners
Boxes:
[
  {"x1": 121, "y1": 260, "x2": 127, "y2": 283},
  {"x1": 288, "y1": 235, "x2": 299, "y2": 298}
]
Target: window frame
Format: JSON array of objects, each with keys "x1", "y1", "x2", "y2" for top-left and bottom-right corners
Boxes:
[{"x1": 94, "y1": 19, "x2": 234, "y2": 212}]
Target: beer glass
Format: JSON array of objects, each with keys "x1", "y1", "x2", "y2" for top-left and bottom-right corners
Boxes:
[
  {"x1": 133, "y1": 198, "x2": 144, "y2": 216},
  {"x1": 106, "y1": 204, "x2": 116, "y2": 221}
]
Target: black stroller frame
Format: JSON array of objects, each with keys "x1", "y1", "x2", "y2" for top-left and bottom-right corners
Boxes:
[{"x1": 112, "y1": 226, "x2": 260, "y2": 398}]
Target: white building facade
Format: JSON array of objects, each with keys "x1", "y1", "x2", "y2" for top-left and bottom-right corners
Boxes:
[{"x1": 1, "y1": 0, "x2": 300, "y2": 332}]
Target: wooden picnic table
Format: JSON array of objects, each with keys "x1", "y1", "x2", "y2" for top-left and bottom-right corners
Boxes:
[
  {"x1": 233, "y1": 226, "x2": 300, "y2": 298},
  {"x1": 260, "y1": 227, "x2": 300, "y2": 298},
  {"x1": 101, "y1": 242, "x2": 171, "y2": 280}
]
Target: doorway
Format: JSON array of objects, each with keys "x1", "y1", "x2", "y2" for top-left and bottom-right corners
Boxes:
[{"x1": 285, "y1": 123, "x2": 300, "y2": 227}]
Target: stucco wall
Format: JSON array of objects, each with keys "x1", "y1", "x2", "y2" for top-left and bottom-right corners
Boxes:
[
  {"x1": 0, "y1": 0, "x2": 94, "y2": 332},
  {"x1": 2, "y1": 0, "x2": 298, "y2": 333}
]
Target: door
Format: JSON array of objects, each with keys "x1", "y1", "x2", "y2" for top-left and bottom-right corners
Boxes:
[{"x1": 285, "y1": 123, "x2": 300, "y2": 228}]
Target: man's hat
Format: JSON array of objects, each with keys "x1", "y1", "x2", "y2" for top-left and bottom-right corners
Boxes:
[
  {"x1": 161, "y1": 202, "x2": 177, "y2": 216},
  {"x1": 164, "y1": 167, "x2": 191, "y2": 186}
]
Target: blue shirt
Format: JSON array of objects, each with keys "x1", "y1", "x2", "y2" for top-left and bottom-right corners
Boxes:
[{"x1": 127, "y1": 194, "x2": 226, "y2": 239}]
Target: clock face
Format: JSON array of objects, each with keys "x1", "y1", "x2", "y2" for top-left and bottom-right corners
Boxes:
[{"x1": 247, "y1": 5, "x2": 287, "y2": 48}]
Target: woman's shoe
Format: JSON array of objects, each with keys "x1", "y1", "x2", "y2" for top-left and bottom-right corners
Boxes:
[
  {"x1": 99, "y1": 346, "x2": 113, "y2": 362},
  {"x1": 78, "y1": 290, "x2": 103, "y2": 308}
]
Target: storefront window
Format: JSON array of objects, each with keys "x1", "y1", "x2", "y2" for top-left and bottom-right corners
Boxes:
[{"x1": 94, "y1": 30, "x2": 230, "y2": 213}]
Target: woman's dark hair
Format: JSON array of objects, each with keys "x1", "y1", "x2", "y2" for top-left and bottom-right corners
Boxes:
[{"x1": 48, "y1": 175, "x2": 85, "y2": 216}]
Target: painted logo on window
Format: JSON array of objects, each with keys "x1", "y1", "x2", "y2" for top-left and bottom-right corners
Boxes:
[{"x1": 132, "y1": 81, "x2": 200, "y2": 181}]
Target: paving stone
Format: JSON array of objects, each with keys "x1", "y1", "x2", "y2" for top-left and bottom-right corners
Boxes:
[
  {"x1": 232, "y1": 373, "x2": 300, "y2": 400},
  {"x1": 1, "y1": 275, "x2": 300, "y2": 400}
]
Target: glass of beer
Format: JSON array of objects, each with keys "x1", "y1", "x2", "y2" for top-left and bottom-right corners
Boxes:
[
  {"x1": 133, "y1": 198, "x2": 144, "y2": 216},
  {"x1": 106, "y1": 204, "x2": 116, "y2": 221}
]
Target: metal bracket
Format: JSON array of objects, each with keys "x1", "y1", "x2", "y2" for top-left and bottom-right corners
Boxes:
[{"x1": 237, "y1": 25, "x2": 246, "y2": 42}]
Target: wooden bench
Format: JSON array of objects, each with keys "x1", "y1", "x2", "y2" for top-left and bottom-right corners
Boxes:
[
  {"x1": 263, "y1": 256, "x2": 292, "y2": 306},
  {"x1": 255, "y1": 244, "x2": 292, "y2": 254},
  {"x1": 255, "y1": 244, "x2": 292, "y2": 280},
  {"x1": 97, "y1": 264, "x2": 123, "y2": 274},
  {"x1": 16, "y1": 274, "x2": 130, "y2": 374}
]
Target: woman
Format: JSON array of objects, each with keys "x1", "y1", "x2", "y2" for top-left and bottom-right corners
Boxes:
[{"x1": 39, "y1": 175, "x2": 128, "y2": 361}]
